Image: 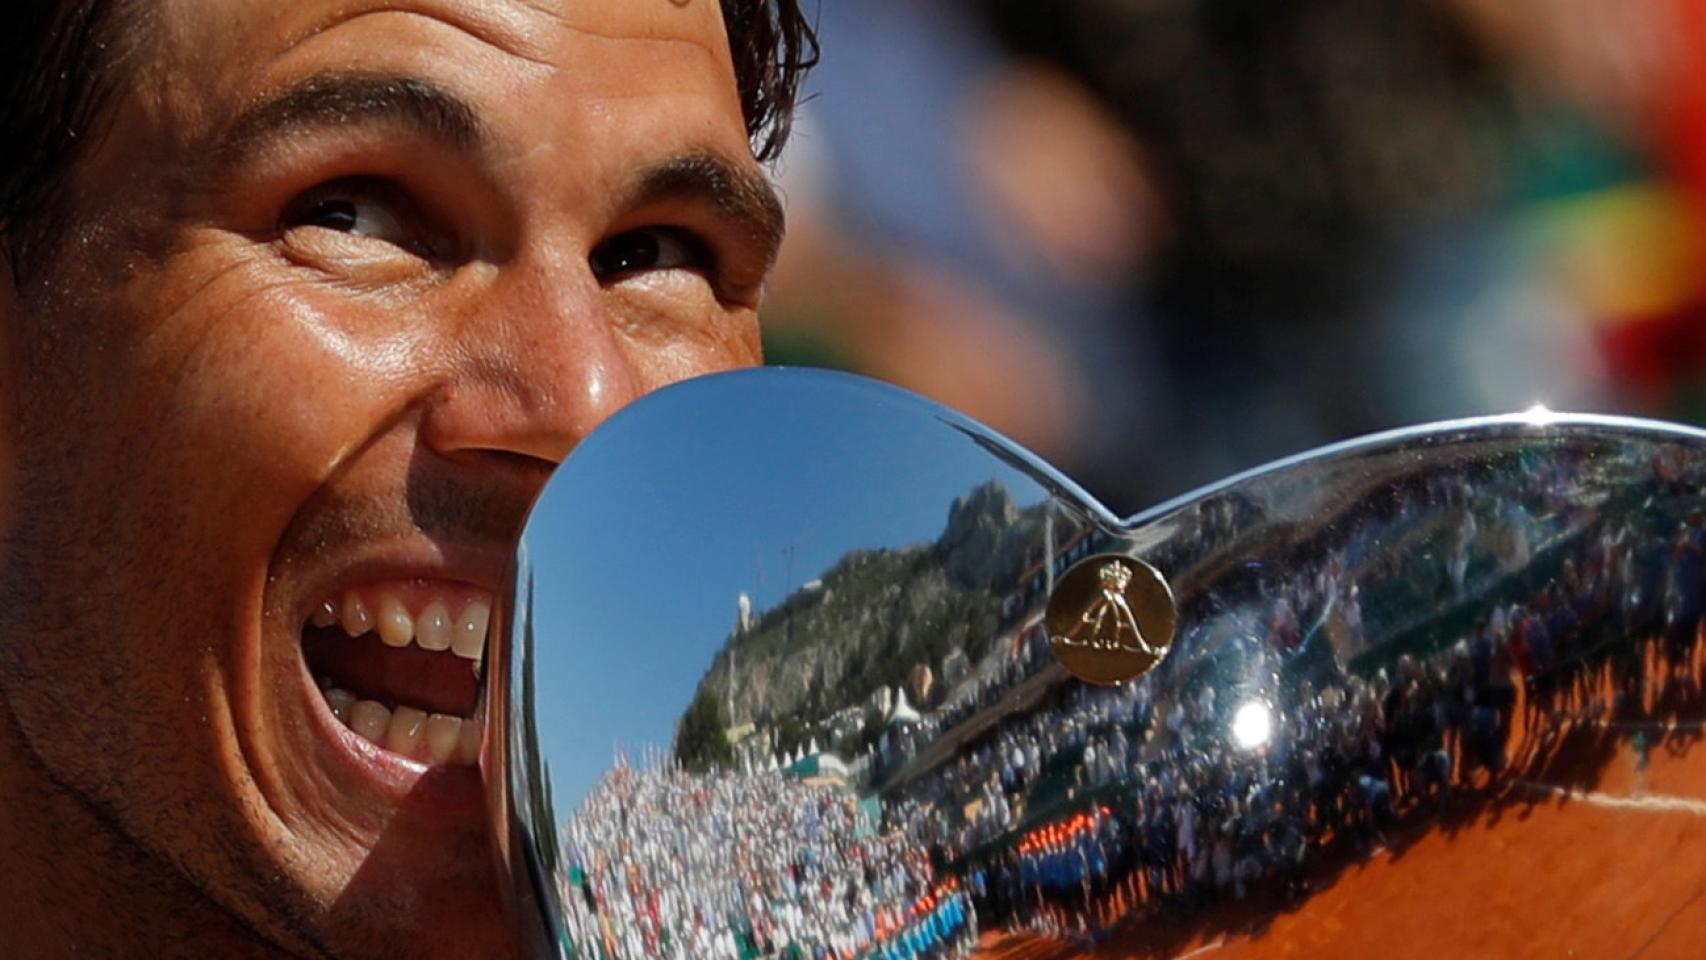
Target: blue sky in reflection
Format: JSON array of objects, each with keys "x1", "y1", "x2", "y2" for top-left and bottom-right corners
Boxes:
[{"x1": 520, "y1": 370, "x2": 1059, "y2": 812}]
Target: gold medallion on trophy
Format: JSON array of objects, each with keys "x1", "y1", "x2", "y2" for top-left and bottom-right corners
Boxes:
[{"x1": 1046, "y1": 555, "x2": 1177, "y2": 685}]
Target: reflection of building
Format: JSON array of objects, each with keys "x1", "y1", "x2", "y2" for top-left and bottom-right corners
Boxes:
[
  {"x1": 909, "y1": 663, "x2": 935, "y2": 707},
  {"x1": 782, "y1": 748, "x2": 851, "y2": 784}
]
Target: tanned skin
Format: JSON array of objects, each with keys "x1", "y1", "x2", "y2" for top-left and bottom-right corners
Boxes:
[{"x1": 0, "y1": 1, "x2": 781, "y2": 956}]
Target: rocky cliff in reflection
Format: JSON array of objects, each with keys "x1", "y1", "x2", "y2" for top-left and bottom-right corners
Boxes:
[{"x1": 678, "y1": 481, "x2": 1078, "y2": 767}]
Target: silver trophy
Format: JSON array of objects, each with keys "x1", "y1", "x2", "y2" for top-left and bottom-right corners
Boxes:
[{"x1": 486, "y1": 367, "x2": 1706, "y2": 958}]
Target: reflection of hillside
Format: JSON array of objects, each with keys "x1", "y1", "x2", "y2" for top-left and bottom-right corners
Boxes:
[
  {"x1": 879, "y1": 459, "x2": 1433, "y2": 790},
  {"x1": 885, "y1": 437, "x2": 1660, "y2": 796},
  {"x1": 682, "y1": 482, "x2": 1061, "y2": 750}
]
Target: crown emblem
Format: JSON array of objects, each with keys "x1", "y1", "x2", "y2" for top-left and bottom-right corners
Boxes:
[{"x1": 1046, "y1": 555, "x2": 1176, "y2": 685}]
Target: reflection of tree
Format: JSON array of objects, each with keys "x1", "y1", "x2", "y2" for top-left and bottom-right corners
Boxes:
[
  {"x1": 674, "y1": 686, "x2": 735, "y2": 772},
  {"x1": 836, "y1": 706, "x2": 886, "y2": 758}
]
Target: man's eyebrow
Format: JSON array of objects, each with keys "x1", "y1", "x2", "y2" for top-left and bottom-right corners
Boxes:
[
  {"x1": 626, "y1": 152, "x2": 787, "y2": 265},
  {"x1": 212, "y1": 73, "x2": 487, "y2": 165}
]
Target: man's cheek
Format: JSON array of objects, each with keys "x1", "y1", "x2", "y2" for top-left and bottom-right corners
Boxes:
[
  {"x1": 608, "y1": 304, "x2": 763, "y2": 385},
  {"x1": 142, "y1": 282, "x2": 433, "y2": 507}
]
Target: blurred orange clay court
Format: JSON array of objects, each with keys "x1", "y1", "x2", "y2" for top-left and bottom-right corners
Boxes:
[{"x1": 978, "y1": 654, "x2": 1706, "y2": 960}]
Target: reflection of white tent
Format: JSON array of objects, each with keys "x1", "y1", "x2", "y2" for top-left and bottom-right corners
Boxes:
[
  {"x1": 888, "y1": 689, "x2": 921, "y2": 726},
  {"x1": 783, "y1": 749, "x2": 849, "y2": 781}
]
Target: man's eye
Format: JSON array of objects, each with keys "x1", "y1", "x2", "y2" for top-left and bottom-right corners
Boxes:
[
  {"x1": 589, "y1": 227, "x2": 711, "y2": 282},
  {"x1": 294, "y1": 197, "x2": 403, "y2": 237},
  {"x1": 278, "y1": 177, "x2": 431, "y2": 254}
]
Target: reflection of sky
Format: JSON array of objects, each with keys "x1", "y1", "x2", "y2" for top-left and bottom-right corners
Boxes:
[{"x1": 519, "y1": 370, "x2": 1061, "y2": 814}]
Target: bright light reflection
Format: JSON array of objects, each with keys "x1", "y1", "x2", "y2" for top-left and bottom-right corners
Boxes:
[
  {"x1": 1231, "y1": 701, "x2": 1272, "y2": 749},
  {"x1": 1519, "y1": 402, "x2": 1556, "y2": 426}
]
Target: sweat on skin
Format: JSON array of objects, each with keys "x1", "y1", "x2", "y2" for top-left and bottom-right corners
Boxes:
[{"x1": 0, "y1": 0, "x2": 789, "y2": 956}]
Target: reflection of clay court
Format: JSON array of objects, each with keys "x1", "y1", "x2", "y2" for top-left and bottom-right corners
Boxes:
[
  {"x1": 627, "y1": 426, "x2": 1706, "y2": 960},
  {"x1": 974, "y1": 655, "x2": 1706, "y2": 959}
]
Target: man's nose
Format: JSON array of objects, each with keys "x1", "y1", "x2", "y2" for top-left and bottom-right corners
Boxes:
[{"x1": 420, "y1": 259, "x2": 641, "y2": 469}]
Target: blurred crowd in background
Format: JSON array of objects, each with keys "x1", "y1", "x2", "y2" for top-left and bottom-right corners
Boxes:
[{"x1": 762, "y1": 0, "x2": 1706, "y2": 514}]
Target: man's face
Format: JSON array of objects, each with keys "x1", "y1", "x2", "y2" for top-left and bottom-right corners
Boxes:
[{"x1": 0, "y1": 0, "x2": 775, "y2": 956}]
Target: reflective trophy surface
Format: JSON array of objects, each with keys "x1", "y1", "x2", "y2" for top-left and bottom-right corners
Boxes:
[{"x1": 487, "y1": 368, "x2": 1706, "y2": 958}]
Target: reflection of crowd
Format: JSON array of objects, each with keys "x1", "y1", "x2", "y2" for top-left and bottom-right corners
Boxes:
[
  {"x1": 874, "y1": 499, "x2": 1272, "y2": 788},
  {"x1": 557, "y1": 442, "x2": 1705, "y2": 954},
  {"x1": 886, "y1": 445, "x2": 1706, "y2": 944},
  {"x1": 934, "y1": 630, "x2": 1053, "y2": 733},
  {"x1": 559, "y1": 760, "x2": 977, "y2": 959}
]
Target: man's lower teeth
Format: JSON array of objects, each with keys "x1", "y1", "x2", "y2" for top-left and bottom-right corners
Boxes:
[{"x1": 322, "y1": 686, "x2": 480, "y2": 765}]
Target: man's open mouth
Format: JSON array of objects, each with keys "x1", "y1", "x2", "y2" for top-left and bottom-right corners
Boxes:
[{"x1": 300, "y1": 580, "x2": 490, "y2": 766}]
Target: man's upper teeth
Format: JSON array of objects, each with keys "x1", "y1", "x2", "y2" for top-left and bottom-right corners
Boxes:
[
  {"x1": 377, "y1": 594, "x2": 413, "y2": 648},
  {"x1": 317, "y1": 587, "x2": 490, "y2": 662},
  {"x1": 340, "y1": 593, "x2": 373, "y2": 636},
  {"x1": 452, "y1": 604, "x2": 490, "y2": 659}
]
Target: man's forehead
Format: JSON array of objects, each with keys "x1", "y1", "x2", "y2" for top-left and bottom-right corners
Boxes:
[
  {"x1": 161, "y1": 0, "x2": 730, "y2": 47},
  {"x1": 152, "y1": 0, "x2": 735, "y2": 105},
  {"x1": 122, "y1": 0, "x2": 754, "y2": 193}
]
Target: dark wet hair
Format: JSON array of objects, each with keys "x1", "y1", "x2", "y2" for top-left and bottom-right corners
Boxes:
[
  {"x1": 0, "y1": 0, "x2": 818, "y2": 273},
  {"x1": 722, "y1": 0, "x2": 821, "y2": 163}
]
